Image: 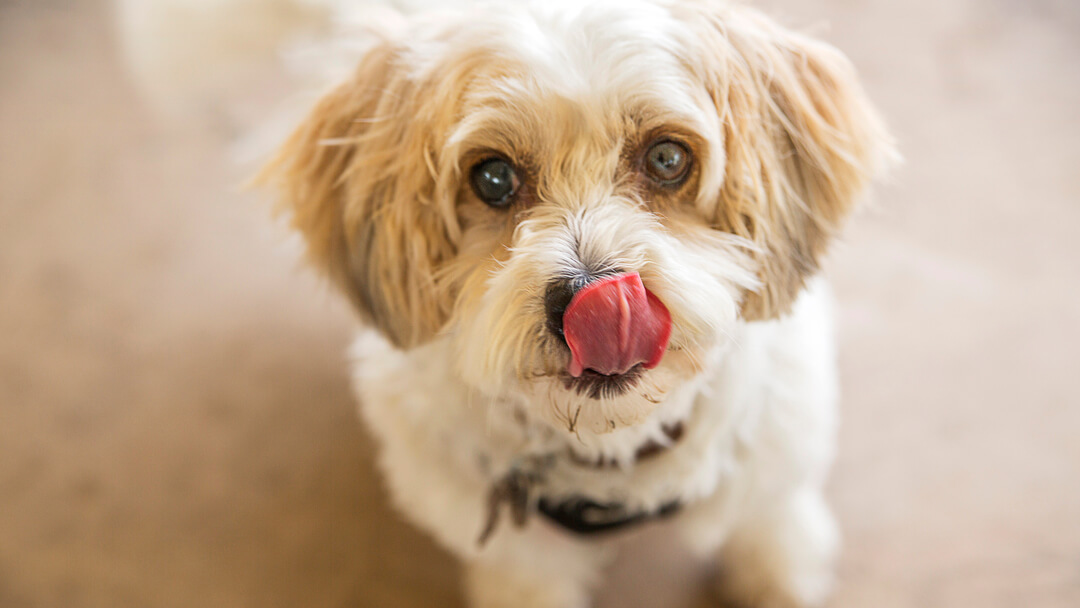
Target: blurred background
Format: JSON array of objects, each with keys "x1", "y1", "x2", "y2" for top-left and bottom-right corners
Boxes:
[{"x1": 1, "y1": 0, "x2": 1078, "y2": 606}]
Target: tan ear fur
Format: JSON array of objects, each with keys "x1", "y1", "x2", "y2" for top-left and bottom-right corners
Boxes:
[
  {"x1": 257, "y1": 41, "x2": 458, "y2": 348},
  {"x1": 684, "y1": 3, "x2": 895, "y2": 320}
]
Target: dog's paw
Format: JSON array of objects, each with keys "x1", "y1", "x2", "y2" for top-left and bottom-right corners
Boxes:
[{"x1": 465, "y1": 561, "x2": 591, "y2": 608}]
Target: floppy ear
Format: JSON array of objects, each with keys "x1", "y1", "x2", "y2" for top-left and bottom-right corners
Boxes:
[
  {"x1": 258, "y1": 41, "x2": 459, "y2": 348},
  {"x1": 686, "y1": 3, "x2": 896, "y2": 320}
]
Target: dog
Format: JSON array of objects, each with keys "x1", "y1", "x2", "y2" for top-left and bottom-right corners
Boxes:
[{"x1": 124, "y1": 1, "x2": 895, "y2": 605}]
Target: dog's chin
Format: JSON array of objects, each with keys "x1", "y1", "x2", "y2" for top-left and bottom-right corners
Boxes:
[
  {"x1": 526, "y1": 349, "x2": 702, "y2": 436},
  {"x1": 561, "y1": 365, "x2": 646, "y2": 401}
]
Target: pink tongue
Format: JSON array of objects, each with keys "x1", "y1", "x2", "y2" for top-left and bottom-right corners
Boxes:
[{"x1": 563, "y1": 272, "x2": 672, "y2": 378}]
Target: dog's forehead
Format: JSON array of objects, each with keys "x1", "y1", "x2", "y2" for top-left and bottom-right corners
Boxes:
[
  {"x1": 440, "y1": 0, "x2": 711, "y2": 156},
  {"x1": 510, "y1": 0, "x2": 692, "y2": 93}
]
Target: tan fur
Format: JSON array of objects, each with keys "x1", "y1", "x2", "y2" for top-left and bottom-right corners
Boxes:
[{"x1": 679, "y1": 2, "x2": 895, "y2": 320}]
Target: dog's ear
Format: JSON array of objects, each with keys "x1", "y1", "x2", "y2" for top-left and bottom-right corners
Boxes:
[
  {"x1": 684, "y1": 4, "x2": 896, "y2": 320},
  {"x1": 258, "y1": 41, "x2": 459, "y2": 348}
]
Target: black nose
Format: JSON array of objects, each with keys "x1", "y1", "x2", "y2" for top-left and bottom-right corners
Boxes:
[
  {"x1": 544, "y1": 279, "x2": 578, "y2": 341},
  {"x1": 545, "y1": 273, "x2": 608, "y2": 342}
]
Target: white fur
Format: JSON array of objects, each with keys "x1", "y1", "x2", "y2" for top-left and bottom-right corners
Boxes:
[{"x1": 353, "y1": 280, "x2": 839, "y2": 607}]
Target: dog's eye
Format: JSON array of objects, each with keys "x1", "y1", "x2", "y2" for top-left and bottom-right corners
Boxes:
[
  {"x1": 470, "y1": 158, "x2": 520, "y2": 208},
  {"x1": 644, "y1": 140, "x2": 691, "y2": 186}
]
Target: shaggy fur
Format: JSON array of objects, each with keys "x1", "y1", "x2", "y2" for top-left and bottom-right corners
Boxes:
[{"x1": 123, "y1": 1, "x2": 895, "y2": 606}]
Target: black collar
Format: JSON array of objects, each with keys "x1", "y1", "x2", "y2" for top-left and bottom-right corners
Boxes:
[
  {"x1": 537, "y1": 495, "x2": 681, "y2": 535},
  {"x1": 477, "y1": 423, "x2": 688, "y2": 545}
]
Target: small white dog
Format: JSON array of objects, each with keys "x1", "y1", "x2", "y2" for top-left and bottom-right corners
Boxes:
[{"x1": 124, "y1": 1, "x2": 895, "y2": 605}]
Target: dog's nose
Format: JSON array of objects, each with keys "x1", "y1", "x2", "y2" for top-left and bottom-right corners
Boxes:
[{"x1": 544, "y1": 277, "x2": 583, "y2": 341}]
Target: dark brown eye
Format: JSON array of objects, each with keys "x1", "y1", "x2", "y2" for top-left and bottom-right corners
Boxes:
[
  {"x1": 644, "y1": 140, "x2": 691, "y2": 186},
  {"x1": 470, "y1": 157, "x2": 520, "y2": 208}
]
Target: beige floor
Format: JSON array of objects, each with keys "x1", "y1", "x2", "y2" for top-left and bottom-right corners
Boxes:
[{"x1": 2, "y1": 0, "x2": 1079, "y2": 607}]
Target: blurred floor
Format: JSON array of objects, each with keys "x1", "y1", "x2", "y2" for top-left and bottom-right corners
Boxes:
[{"x1": 1, "y1": 0, "x2": 1078, "y2": 607}]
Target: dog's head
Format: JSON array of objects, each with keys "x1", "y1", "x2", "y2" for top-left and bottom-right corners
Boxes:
[{"x1": 261, "y1": 0, "x2": 893, "y2": 436}]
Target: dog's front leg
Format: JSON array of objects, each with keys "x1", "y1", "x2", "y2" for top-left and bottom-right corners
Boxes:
[
  {"x1": 463, "y1": 478, "x2": 611, "y2": 608},
  {"x1": 714, "y1": 487, "x2": 839, "y2": 608}
]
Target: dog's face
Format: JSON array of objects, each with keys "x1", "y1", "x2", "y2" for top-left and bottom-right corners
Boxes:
[{"x1": 262, "y1": 0, "x2": 892, "y2": 436}]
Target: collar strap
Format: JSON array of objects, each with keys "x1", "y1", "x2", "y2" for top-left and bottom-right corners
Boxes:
[{"x1": 537, "y1": 496, "x2": 681, "y2": 535}]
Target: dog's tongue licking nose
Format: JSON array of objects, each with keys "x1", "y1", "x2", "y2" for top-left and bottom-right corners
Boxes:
[{"x1": 563, "y1": 272, "x2": 672, "y2": 378}]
